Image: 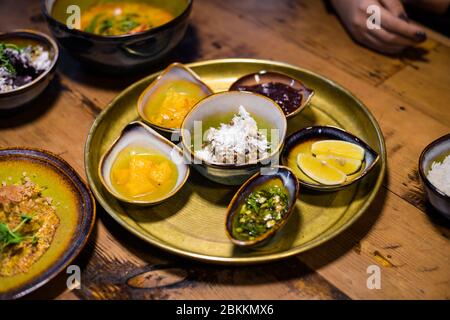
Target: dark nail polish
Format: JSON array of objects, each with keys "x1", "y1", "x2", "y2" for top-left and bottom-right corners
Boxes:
[
  {"x1": 399, "y1": 13, "x2": 409, "y2": 22},
  {"x1": 415, "y1": 31, "x2": 427, "y2": 42}
]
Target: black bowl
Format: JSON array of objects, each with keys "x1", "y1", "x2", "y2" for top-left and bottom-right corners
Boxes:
[
  {"x1": 280, "y1": 126, "x2": 379, "y2": 191},
  {"x1": 41, "y1": 0, "x2": 192, "y2": 71},
  {"x1": 419, "y1": 133, "x2": 450, "y2": 219},
  {"x1": 0, "y1": 30, "x2": 59, "y2": 110},
  {"x1": 225, "y1": 166, "x2": 300, "y2": 247}
]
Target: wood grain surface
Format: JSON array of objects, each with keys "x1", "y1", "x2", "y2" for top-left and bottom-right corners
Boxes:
[{"x1": 0, "y1": 0, "x2": 449, "y2": 300}]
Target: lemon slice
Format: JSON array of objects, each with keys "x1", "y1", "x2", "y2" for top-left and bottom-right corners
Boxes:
[
  {"x1": 311, "y1": 140, "x2": 365, "y2": 160},
  {"x1": 315, "y1": 155, "x2": 362, "y2": 175},
  {"x1": 296, "y1": 153, "x2": 347, "y2": 185}
]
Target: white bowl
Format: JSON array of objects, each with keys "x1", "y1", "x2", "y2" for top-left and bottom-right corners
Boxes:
[{"x1": 181, "y1": 91, "x2": 287, "y2": 185}]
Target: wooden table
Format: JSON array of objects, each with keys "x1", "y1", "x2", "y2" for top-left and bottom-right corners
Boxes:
[{"x1": 1, "y1": 0, "x2": 449, "y2": 300}]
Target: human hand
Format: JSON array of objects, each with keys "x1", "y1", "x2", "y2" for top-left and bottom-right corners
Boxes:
[{"x1": 331, "y1": 0, "x2": 427, "y2": 54}]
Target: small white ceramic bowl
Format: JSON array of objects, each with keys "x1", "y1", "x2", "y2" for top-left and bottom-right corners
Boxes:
[
  {"x1": 181, "y1": 91, "x2": 287, "y2": 185},
  {"x1": 98, "y1": 121, "x2": 189, "y2": 205},
  {"x1": 137, "y1": 63, "x2": 213, "y2": 134}
]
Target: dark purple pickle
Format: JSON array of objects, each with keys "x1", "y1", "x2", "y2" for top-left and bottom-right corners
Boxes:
[{"x1": 236, "y1": 82, "x2": 303, "y2": 116}]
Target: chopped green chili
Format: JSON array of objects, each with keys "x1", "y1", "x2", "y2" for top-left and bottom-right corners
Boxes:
[{"x1": 233, "y1": 185, "x2": 289, "y2": 241}]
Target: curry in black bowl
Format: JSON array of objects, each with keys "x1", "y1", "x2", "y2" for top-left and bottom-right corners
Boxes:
[{"x1": 41, "y1": 0, "x2": 192, "y2": 71}]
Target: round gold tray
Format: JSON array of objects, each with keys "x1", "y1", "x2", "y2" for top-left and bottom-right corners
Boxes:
[{"x1": 85, "y1": 59, "x2": 386, "y2": 265}]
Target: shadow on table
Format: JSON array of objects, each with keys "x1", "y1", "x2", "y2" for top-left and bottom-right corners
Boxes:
[
  {"x1": 297, "y1": 179, "x2": 387, "y2": 270},
  {"x1": 75, "y1": 203, "x2": 349, "y2": 299},
  {"x1": 56, "y1": 24, "x2": 202, "y2": 91},
  {"x1": 396, "y1": 168, "x2": 450, "y2": 232},
  {"x1": 400, "y1": 47, "x2": 430, "y2": 63},
  {"x1": 64, "y1": 181, "x2": 385, "y2": 299},
  {"x1": 0, "y1": 75, "x2": 62, "y2": 129},
  {"x1": 424, "y1": 202, "x2": 450, "y2": 242},
  {"x1": 425, "y1": 203, "x2": 450, "y2": 227}
]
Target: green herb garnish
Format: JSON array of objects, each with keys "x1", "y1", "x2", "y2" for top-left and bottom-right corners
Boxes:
[
  {"x1": 0, "y1": 214, "x2": 37, "y2": 250},
  {"x1": 84, "y1": 13, "x2": 103, "y2": 33},
  {"x1": 233, "y1": 185, "x2": 289, "y2": 241},
  {"x1": 119, "y1": 16, "x2": 140, "y2": 33},
  {"x1": 0, "y1": 43, "x2": 19, "y2": 75},
  {"x1": 98, "y1": 18, "x2": 114, "y2": 35},
  {"x1": 84, "y1": 10, "x2": 147, "y2": 36}
]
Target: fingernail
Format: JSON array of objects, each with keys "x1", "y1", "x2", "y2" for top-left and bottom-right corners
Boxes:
[
  {"x1": 399, "y1": 13, "x2": 409, "y2": 22},
  {"x1": 415, "y1": 31, "x2": 427, "y2": 42}
]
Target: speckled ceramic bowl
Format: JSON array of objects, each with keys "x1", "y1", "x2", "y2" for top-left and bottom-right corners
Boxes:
[
  {"x1": 225, "y1": 166, "x2": 299, "y2": 247},
  {"x1": 419, "y1": 134, "x2": 450, "y2": 219},
  {"x1": 137, "y1": 63, "x2": 213, "y2": 134},
  {"x1": 181, "y1": 91, "x2": 287, "y2": 186},
  {"x1": 0, "y1": 30, "x2": 58, "y2": 110},
  {"x1": 98, "y1": 121, "x2": 190, "y2": 206},
  {"x1": 42, "y1": 0, "x2": 192, "y2": 71}
]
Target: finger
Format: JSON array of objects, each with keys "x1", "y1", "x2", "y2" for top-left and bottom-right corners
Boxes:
[
  {"x1": 380, "y1": 0, "x2": 406, "y2": 17},
  {"x1": 378, "y1": 5, "x2": 427, "y2": 42},
  {"x1": 363, "y1": 32, "x2": 406, "y2": 54},
  {"x1": 369, "y1": 27, "x2": 418, "y2": 47}
]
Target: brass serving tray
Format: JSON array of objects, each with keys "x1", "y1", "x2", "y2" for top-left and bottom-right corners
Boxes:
[{"x1": 85, "y1": 59, "x2": 386, "y2": 265}]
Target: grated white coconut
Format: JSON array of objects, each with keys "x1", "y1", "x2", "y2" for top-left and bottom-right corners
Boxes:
[
  {"x1": 427, "y1": 155, "x2": 450, "y2": 196},
  {"x1": 195, "y1": 106, "x2": 269, "y2": 164},
  {"x1": 0, "y1": 45, "x2": 51, "y2": 92},
  {"x1": 27, "y1": 45, "x2": 52, "y2": 72}
]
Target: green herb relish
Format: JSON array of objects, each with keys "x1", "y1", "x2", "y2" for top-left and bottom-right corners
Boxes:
[{"x1": 233, "y1": 185, "x2": 289, "y2": 241}]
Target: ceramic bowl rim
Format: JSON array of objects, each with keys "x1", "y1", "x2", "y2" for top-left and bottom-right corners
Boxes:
[
  {"x1": 0, "y1": 29, "x2": 59, "y2": 97},
  {"x1": 97, "y1": 120, "x2": 190, "y2": 205},
  {"x1": 136, "y1": 62, "x2": 214, "y2": 134},
  {"x1": 418, "y1": 133, "x2": 450, "y2": 200},
  {"x1": 181, "y1": 90, "x2": 288, "y2": 169},
  {"x1": 41, "y1": 0, "x2": 193, "y2": 41}
]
